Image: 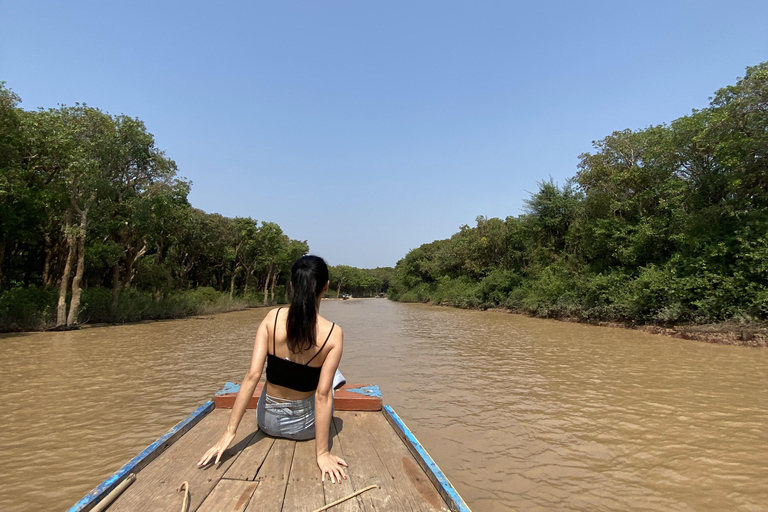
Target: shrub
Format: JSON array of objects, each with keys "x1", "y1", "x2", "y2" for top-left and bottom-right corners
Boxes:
[
  {"x1": 431, "y1": 276, "x2": 481, "y2": 308},
  {"x1": 511, "y1": 264, "x2": 582, "y2": 318},
  {"x1": 0, "y1": 286, "x2": 58, "y2": 331},
  {"x1": 80, "y1": 287, "x2": 113, "y2": 323},
  {"x1": 478, "y1": 269, "x2": 522, "y2": 306},
  {"x1": 0, "y1": 286, "x2": 57, "y2": 330}
]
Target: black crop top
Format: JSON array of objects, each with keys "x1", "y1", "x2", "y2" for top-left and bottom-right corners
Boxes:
[{"x1": 265, "y1": 308, "x2": 334, "y2": 392}]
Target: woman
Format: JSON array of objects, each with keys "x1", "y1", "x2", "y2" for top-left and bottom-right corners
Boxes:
[{"x1": 197, "y1": 255, "x2": 348, "y2": 484}]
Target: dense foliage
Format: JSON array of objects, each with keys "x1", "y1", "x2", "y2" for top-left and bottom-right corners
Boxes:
[
  {"x1": 0, "y1": 87, "x2": 311, "y2": 330},
  {"x1": 389, "y1": 63, "x2": 768, "y2": 325},
  {"x1": 328, "y1": 265, "x2": 394, "y2": 298}
]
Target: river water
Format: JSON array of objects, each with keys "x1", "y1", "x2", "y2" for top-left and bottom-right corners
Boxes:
[{"x1": 1, "y1": 299, "x2": 767, "y2": 511}]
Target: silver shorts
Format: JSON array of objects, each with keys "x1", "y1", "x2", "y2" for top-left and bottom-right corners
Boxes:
[{"x1": 256, "y1": 390, "x2": 317, "y2": 440}]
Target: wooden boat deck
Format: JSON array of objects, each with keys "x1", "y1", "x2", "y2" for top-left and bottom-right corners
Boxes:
[{"x1": 102, "y1": 408, "x2": 452, "y2": 512}]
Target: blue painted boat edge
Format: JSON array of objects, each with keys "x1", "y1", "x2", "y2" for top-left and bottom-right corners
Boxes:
[
  {"x1": 68, "y1": 400, "x2": 214, "y2": 512},
  {"x1": 345, "y1": 384, "x2": 382, "y2": 398},
  {"x1": 383, "y1": 405, "x2": 472, "y2": 512},
  {"x1": 215, "y1": 381, "x2": 240, "y2": 395}
]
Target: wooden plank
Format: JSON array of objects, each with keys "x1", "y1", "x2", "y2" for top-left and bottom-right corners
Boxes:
[
  {"x1": 213, "y1": 383, "x2": 382, "y2": 411},
  {"x1": 383, "y1": 406, "x2": 471, "y2": 512},
  {"x1": 332, "y1": 411, "x2": 411, "y2": 511},
  {"x1": 243, "y1": 438, "x2": 296, "y2": 512},
  {"x1": 282, "y1": 439, "x2": 325, "y2": 511},
  {"x1": 359, "y1": 412, "x2": 450, "y2": 511},
  {"x1": 69, "y1": 401, "x2": 214, "y2": 512},
  {"x1": 322, "y1": 416, "x2": 366, "y2": 512},
  {"x1": 224, "y1": 430, "x2": 275, "y2": 481},
  {"x1": 196, "y1": 479, "x2": 259, "y2": 512},
  {"x1": 107, "y1": 410, "x2": 258, "y2": 512}
]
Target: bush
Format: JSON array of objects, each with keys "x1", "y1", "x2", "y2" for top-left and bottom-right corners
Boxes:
[
  {"x1": 511, "y1": 264, "x2": 582, "y2": 318},
  {"x1": 580, "y1": 272, "x2": 632, "y2": 321},
  {"x1": 394, "y1": 282, "x2": 434, "y2": 303},
  {"x1": 0, "y1": 286, "x2": 58, "y2": 330},
  {"x1": 80, "y1": 287, "x2": 113, "y2": 323},
  {"x1": 431, "y1": 276, "x2": 481, "y2": 308},
  {"x1": 478, "y1": 269, "x2": 522, "y2": 306},
  {"x1": 189, "y1": 286, "x2": 221, "y2": 304}
]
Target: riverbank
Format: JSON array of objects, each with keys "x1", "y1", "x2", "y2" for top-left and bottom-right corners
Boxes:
[
  {"x1": 425, "y1": 302, "x2": 768, "y2": 347},
  {"x1": 0, "y1": 286, "x2": 267, "y2": 333}
]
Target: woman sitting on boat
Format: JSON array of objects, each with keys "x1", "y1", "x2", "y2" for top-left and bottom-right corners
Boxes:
[{"x1": 198, "y1": 255, "x2": 348, "y2": 484}]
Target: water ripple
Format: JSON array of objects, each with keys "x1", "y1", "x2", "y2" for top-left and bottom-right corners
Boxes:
[{"x1": 1, "y1": 301, "x2": 767, "y2": 511}]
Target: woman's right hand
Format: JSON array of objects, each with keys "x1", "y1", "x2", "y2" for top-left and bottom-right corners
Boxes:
[{"x1": 197, "y1": 430, "x2": 236, "y2": 467}]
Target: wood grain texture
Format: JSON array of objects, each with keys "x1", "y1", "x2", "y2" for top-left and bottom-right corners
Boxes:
[
  {"x1": 333, "y1": 411, "x2": 405, "y2": 511},
  {"x1": 96, "y1": 409, "x2": 454, "y2": 512},
  {"x1": 224, "y1": 430, "x2": 275, "y2": 481},
  {"x1": 282, "y1": 439, "x2": 325, "y2": 512},
  {"x1": 107, "y1": 410, "x2": 258, "y2": 512},
  {"x1": 243, "y1": 438, "x2": 296, "y2": 512},
  {"x1": 360, "y1": 412, "x2": 449, "y2": 512},
  {"x1": 196, "y1": 479, "x2": 258, "y2": 512},
  {"x1": 322, "y1": 416, "x2": 366, "y2": 512}
]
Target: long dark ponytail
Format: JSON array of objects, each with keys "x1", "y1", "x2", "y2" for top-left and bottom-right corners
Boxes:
[{"x1": 286, "y1": 255, "x2": 329, "y2": 353}]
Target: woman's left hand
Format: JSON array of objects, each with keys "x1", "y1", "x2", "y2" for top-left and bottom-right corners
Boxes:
[{"x1": 317, "y1": 452, "x2": 348, "y2": 483}]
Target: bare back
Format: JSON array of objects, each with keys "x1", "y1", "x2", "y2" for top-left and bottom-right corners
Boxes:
[{"x1": 265, "y1": 307, "x2": 342, "y2": 400}]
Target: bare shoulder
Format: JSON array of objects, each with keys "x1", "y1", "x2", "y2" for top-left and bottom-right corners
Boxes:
[
  {"x1": 264, "y1": 307, "x2": 280, "y2": 323},
  {"x1": 318, "y1": 317, "x2": 343, "y2": 344},
  {"x1": 261, "y1": 307, "x2": 282, "y2": 329},
  {"x1": 329, "y1": 323, "x2": 343, "y2": 349}
]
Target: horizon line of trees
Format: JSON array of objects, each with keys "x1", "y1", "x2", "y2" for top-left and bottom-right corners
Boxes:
[
  {"x1": 0, "y1": 84, "x2": 315, "y2": 330},
  {"x1": 328, "y1": 265, "x2": 394, "y2": 298},
  {"x1": 389, "y1": 62, "x2": 768, "y2": 325},
  {"x1": 0, "y1": 81, "x2": 393, "y2": 331}
]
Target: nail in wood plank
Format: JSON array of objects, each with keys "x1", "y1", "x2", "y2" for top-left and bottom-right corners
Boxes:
[
  {"x1": 244, "y1": 438, "x2": 296, "y2": 512},
  {"x1": 282, "y1": 439, "x2": 325, "y2": 512},
  {"x1": 224, "y1": 430, "x2": 275, "y2": 481}
]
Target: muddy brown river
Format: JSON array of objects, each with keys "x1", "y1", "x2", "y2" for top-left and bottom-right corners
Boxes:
[{"x1": 1, "y1": 299, "x2": 767, "y2": 511}]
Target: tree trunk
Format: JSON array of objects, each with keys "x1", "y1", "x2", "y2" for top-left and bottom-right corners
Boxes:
[
  {"x1": 263, "y1": 264, "x2": 272, "y2": 306},
  {"x1": 122, "y1": 242, "x2": 148, "y2": 291},
  {"x1": 216, "y1": 266, "x2": 224, "y2": 292},
  {"x1": 42, "y1": 234, "x2": 53, "y2": 286},
  {"x1": 111, "y1": 264, "x2": 121, "y2": 316},
  {"x1": 337, "y1": 279, "x2": 343, "y2": 298},
  {"x1": 56, "y1": 212, "x2": 75, "y2": 327},
  {"x1": 270, "y1": 272, "x2": 277, "y2": 303},
  {"x1": 229, "y1": 266, "x2": 241, "y2": 299},
  {"x1": 66, "y1": 206, "x2": 89, "y2": 327},
  {"x1": 0, "y1": 239, "x2": 5, "y2": 291}
]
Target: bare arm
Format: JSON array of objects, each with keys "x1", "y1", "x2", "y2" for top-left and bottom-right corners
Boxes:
[
  {"x1": 197, "y1": 310, "x2": 271, "y2": 466},
  {"x1": 315, "y1": 328, "x2": 347, "y2": 482}
]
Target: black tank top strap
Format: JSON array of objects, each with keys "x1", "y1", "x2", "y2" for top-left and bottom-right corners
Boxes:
[
  {"x1": 272, "y1": 307, "x2": 282, "y2": 355},
  {"x1": 305, "y1": 323, "x2": 334, "y2": 366}
]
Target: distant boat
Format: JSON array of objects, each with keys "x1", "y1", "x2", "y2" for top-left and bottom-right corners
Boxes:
[
  {"x1": 69, "y1": 383, "x2": 471, "y2": 512},
  {"x1": 342, "y1": 293, "x2": 351, "y2": 300}
]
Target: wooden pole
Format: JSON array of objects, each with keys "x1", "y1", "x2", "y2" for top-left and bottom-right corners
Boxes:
[
  {"x1": 90, "y1": 474, "x2": 135, "y2": 512},
  {"x1": 311, "y1": 485, "x2": 379, "y2": 512}
]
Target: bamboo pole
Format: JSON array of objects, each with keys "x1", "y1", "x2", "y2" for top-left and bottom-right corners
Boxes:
[
  {"x1": 90, "y1": 473, "x2": 136, "y2": 512},
  {"x1": 311, "y1": 485, "x2": 379, "y2": 512}
]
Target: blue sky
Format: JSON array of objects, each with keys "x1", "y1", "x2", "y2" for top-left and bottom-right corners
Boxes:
[{"x1": 2, "y1": 1, "x2": 767, "y2": 268}]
